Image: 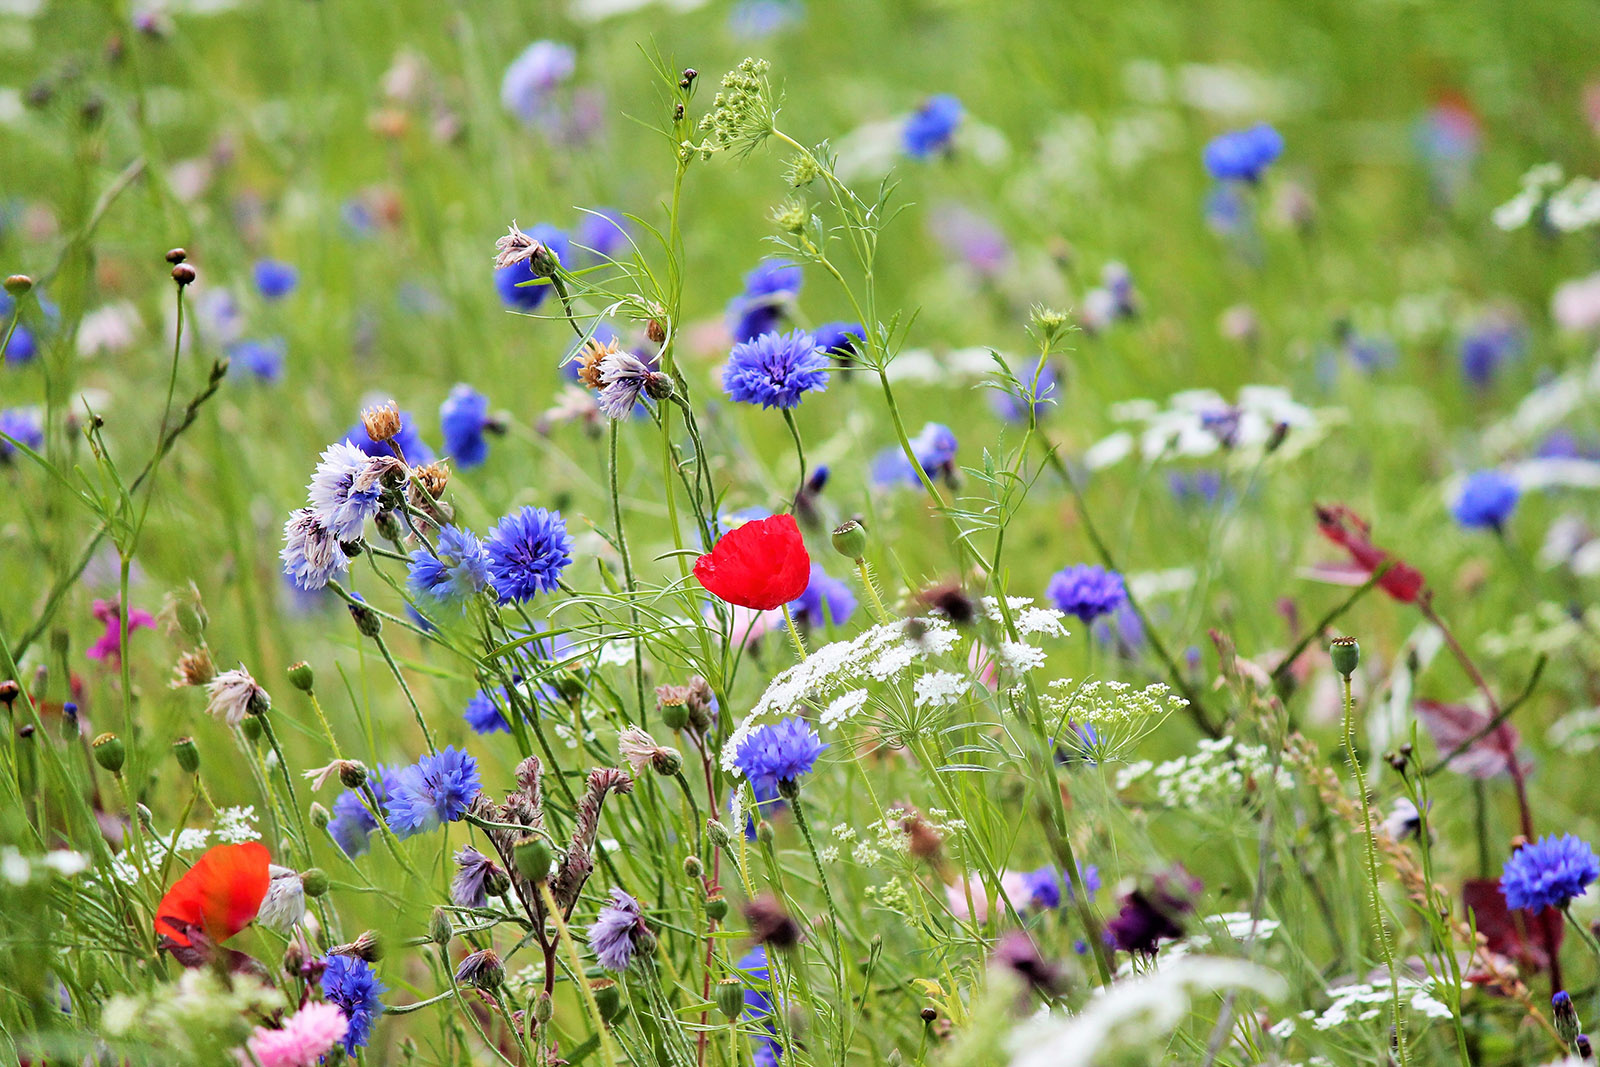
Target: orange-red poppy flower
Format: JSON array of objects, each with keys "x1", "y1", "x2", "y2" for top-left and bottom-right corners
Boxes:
[
  {"x1": 155, "y1": 841, "x2": 271, "y2": 946},
  {"x1": 1313, "y1": 504, "x2": 1426, "y2": 603},
  {"x1": 694, "y1": 514, "x2": 811, "y2": 611}
]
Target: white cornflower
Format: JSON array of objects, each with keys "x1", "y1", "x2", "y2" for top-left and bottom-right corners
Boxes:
[
  {"x1": 257, "y1": 866, "x2": 307, "y2": 933},
  {"x1": 204, "y1": 667, "x2": 268, "y2": 726}
]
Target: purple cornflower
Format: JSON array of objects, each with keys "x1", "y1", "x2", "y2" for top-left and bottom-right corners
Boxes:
[
  {"x1": 464, "y1": 686, "x2": 511, "y2": 735},
  {"x1": 409, "y1": 526, "x2": 491, "y2": 606},
  {"x1": 1459, "y1": 320, "x2": 1525, "y2": 388},
  {"x1": 501, "y1": 41, "x2": 576, "y2": 125},
  {"x1": 227, "y1": 338, "x2": 285, "y2": 383},
  {"x1": 587, "y1": 887, "x2": 649, "y2": 971},
  {"x1": 726, "y1": 258, "x2": 802, "y2": 343},
  {"x1": 871, "y1": 422, "x2": 959, "y2": 488},
  {"x1": 597, "y1": 349, "x2": 669, "y2": 419},
  {"x1": 575, "y1": 208, "x2": 630, "y2": 263},
  {"x1": 903, "y1": 94, "x2": 963, "y2": 158},
  {"x1": 1501, "y1": 834, "x2": 1599, "y2": 912},
  {"x1": 814, "y1": 321, "x2": 865, "y2": 365},
  {"x1": 723, "y1": 329, "x2": 829, "y2": 410},
  {"x1": 0, "y1": 407, "x2": 44, "y2": 459},
  {"x1": 495, "y1": 224, "x2": 569, "y2": 311},
  {"x1": 308, "y1": 441, "x2": 394, "y2": 540},
  {"x1": 321, "y1": 955, "x2": 386, "y2": 1054},
  {"x1": 1046, "y1": 564, "x2": 1126, "y2": 624},
  {"x1": 1105, "y1": 867, "x2": 1202, "y2": 957},
  {"x1": 992, "y1": 358, "x2": 1059, "y2": 422},
  {"x1": 452, "y1": 846, "x2": 507, "y2": 908},
  {"x1": 927, "y1": 202, "x2": 1011, "y2": 277},
  {"x1": 1022, "y1": 864, "x2": 1100, "y2": 910},
  {"x1": 341, "y1": 410, "x2": 434, "y2": 465},
  {"x1": 1202, "y1": 124, "x2": 1284, "y2": 183},
  {"x1": 789, "y1": 565, "x2": 856, "y2": 629},
  {"x1": 385, "y1": 746, "x2": 481, "y2": 838},
  {"x1": 1451, "y1": 470, "x2": 1520, "y2": 530},
  {"x1": 440, "y1": 384, "x2": 493, "y2": 467},
  {"x1": 485, "y1": 506, "x2": 573, "y2": 603},
  {"x1": 737, "y1": 946, "x2": 782, "y2": 1062},
  {"x1": 732, "y1": 716, "x2": 825, "y2": 795},
  {"x1": 281, "y1": 508, "x2": 350, "y2": 591},
  {"x1": 253, "y1": 259, "x2": 298, "y2": 300},
  {"x1": 328, "y1": 766, "x2": 398, "y2": 857}
]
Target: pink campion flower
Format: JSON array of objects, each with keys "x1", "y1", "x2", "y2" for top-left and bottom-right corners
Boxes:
[
  {"x1": 85, "y1": 599, "x2": 156, "y2": 666},
  {"x1": 945, "y1": 870, "x2": 1028, "y2": 923},
  {"x1": 241, "y1": 1001, "x2": 349, "y2": 1067}
]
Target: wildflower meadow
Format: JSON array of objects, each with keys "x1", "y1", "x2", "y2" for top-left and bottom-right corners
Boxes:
[{"x1": 6, "y1": 1, "x2": 1600, "y2": 1065}]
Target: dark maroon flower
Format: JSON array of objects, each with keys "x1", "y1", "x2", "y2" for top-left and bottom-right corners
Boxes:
[{"x1": 1104, "y1": 867, "x2": 1201, "y2": 958}]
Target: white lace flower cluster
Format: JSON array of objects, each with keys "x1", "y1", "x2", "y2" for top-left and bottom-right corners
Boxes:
[
  {"x1": 1, "y1": 847, "x2": 90, "y2": 885},
  {"x1": 1044, "y1": 678, "x2": 1185, "y2": 760},
  {"x1": 106, "y1": 806, "x2": 260, "y2": 885},
  {"x1": 1268, "y1": 978, "x2": 1451, "y2": 1038},
  {"x1": 1117, "y1": 739, "x2": 1293, "y2": 809},
  {"x1": 1493, "y1": 163, "x2": 1600, "y2": 233},
  {"x1": 1084, "y1": 386, "x2": 1333, "y2": 470}
]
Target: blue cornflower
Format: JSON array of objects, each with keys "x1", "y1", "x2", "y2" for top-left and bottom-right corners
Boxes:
[
  {"x1": 280, "y1": 508, "x2": 350, "y2": 591},
  {"x1": 308, "y1": 441, "x2": 389, "y2": 540},
  {"x1": 1204, "y1": 183, "x2": 1249, "y2": 235},
  {"x1": 587, "y1": 887, "x2": 649, "y2": 972},
  {"x1": 495, "y1": 224, "x2": 569, "y2": 311},
  {"x1": 342, "y1": 411, "x2": 435, "y2": 465},
  {"x1": 321, "y1": 955, "x2": 386, "y2": 1054},
  {"x1": 992, "y1": 358, "x2": 1059, "y2": 422},
  {"x1": 1046, "y1": 564, "x2": 1126, "y2": 623},
  {"x1": 451, "y1": 846, "x2": 505, "y2": 908},
  {"x1": 737, "y1": 946, "x2": 782, "y2": 1063},
  {"x1": 726, "y1": 258, "x2": 802, "y2": 343},
  {"x1": 408, "y1": 526, "x2": 491, "y2": 607},
  {"x1": 575, "y1": 208, "x2": 630, "y2": 263},
  {"x1": 1459, "y1": 321, "x2": 1525, "y2": 388},
  {"x1": 1092, "y1": 601, "x2": 1146, "y2": 658},
  {"x1": 327, "y1": 766, "x2": 397, "y2": 857},
  {"x1": 814, "y1": 321, "x2": 865, "y2": 363},
  {"x1": 903, "y1": 94, "x2": 963, "y2": 158},
  {"x1": 0, "y1": 407, "x2": 44, "y2": 459},
  {"x1": 1500, "y1": 833, "x2": 1599, "y2": 912},
  {"x1": 1451, "y1": 470, "x2": 1520, "y2": 530},
  {"x1": 1203, "y1": 124, "x2": 1284, "y2": 183},
  {"x1": 1021, "y1": 864, "x2": 1100, "y2": 910},
  {"x1": 1167, "y1": 470, "x2": 1225, "y2": 507},
  {"x1": 252, "y1": 259, "x2": 298, "y2": 300},
  {"x1": 4, "y1": 323, "x2": 35, "y2": 364},
  {"x1": 789, "y1": 565, "x2": 856, "y2": 629},
  {"x1": 485, "y1": 506, "x2": 573, "y2": 603},
  {"x1": 732, "y1": 716, "x2": 825, "y2": 795},
  {"x1": 227, "y1": 338, "x2": 285, "y2": 383},
  {"x1": 501, "y1": 40, "x2": 576, "y2": 125},
  {"x1": 871, "y1": 423, "x2": 958, "y2": 488},
  {"x1": 464, "y1": 686, "x2": 511, "y2": 735},
  {"x1": 440, "y1": 384, "x2": 493, "y2": 467},
  {"x1": 723, "y1": 329, "x2": 828, "y2": 410},
  {"x1": 384, "y1": 745, "x2": 481, "y2": 838}
]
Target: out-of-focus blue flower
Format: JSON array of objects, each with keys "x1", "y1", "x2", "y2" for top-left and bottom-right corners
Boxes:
[
  {"x1": 253, "y1": 259, "x2": 298, "y2": 300},
  {"x1": 1535, "y1": 430, "x2": 1600, "y2": 460},
  {"x1": 1459, "y1": 320, "x2": 1525, "y2": 388},
  {"x1": 1046, "y1": 564, "x2": 1126, "y2": 623},
  {"x1": 903, "y1": 94, "x2": 963, "y2": 158},
  {"x1": 1500, "y1": 833, "x2": 1599, "y2": 912},
  {"x1": 733, "y1": 716, "x2": 825, "y2": 795},
  {"x1": 4, "y1": 323, "x2": 35, "y2": 365},
  {"x1": 1092, "y1": 601, "x2": 1146, "y2": 657},
  {"x1": 440, "y1": 384, "x2": 493, "y2": 467},
  {"x1": 409, "y1": 526, "x2": 491, "y2": 606},
  {"x1": 726, "y1": 258, "x2": 802, "y2": 343},
  {"x1": 1167, "y1": 469, "x2": 1225, "y2": 507},
  {"x1": 464, "y1": 686, "x2": 511, "y2": 735},
  {"x1": 1451, "y1": 470, "x2": 1520, "y2": 530},
  {"x1": 485, "y1": 506, "x2": 573, "y2": 603},
  {"x1": 1203, "y1": 124, "x2": 1283, "y2": 182},
  {"x1": 385, "y1": 745, "x2": 481, "y2": 837},
  {"x1": 789, "y1": 565, "x2": 856, "y2": 629},
  {"x1": 227, "y1": 338, "x2": 286, "y2": 383},
  {"x1": 871, "y1": 423, "x2": 958, "y2": 488},
  {"x1": 814, "y1": 321, "x2": 865, "y2": 364},
  {"x1": 0, "y1": 407, "x2": 44, "y2": 458},
  {"x1": 575, "y1": 208, "x2": 630, "y2": 263},
  {"x1": 992, "y1": 357, "x2": 1059, "y2": 422},
  {"x1": 501, "y1": 40, "x2": 576, "y2": 125},
  {"x1": 1022, "y1": 864, "x2": 1100, "y2": 910},
  {"x1": 723, "y1": 329, "x2": 829, "y2": 409},
  {"x1": 927, "y1": 202, "x2": 1011, "y2": 277},
  {"x1": 1414, "y1": 98, "x2": 1480, "y2": 202},
  {"x1": 587, "y1": 887, "x2": 648, "y2": 972},
  {"x1": 737, "y1": 946, "x2": 782, "y2": 1064},
  {"x1": 341, "y1": 411, "x2": 435, "y2": 465},
  {"x1": 495, "y1": 224, "x2": 569, "y2": 311},
  {"x1": 729, "y1": 0, "x2": 804, "y2": 38},
  {"x1": 341, "y1": 198, "x2": 376, "y2": 238},
  {"x1": 322, "y1": 955, "x2": 386, "y2": 1054},
  {"x1": 328, "y1": 766, "x2": 398, "y2": 857},
  {"x1": 1205, "y1": 183, "x2": 1249, "y2": 235}
]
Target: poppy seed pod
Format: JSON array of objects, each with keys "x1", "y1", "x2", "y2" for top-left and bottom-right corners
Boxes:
[
  {"x1": 1329, "y1": 637, "x2": 1360, "y2": 678},
  {"x1": 592, "y1": 978, "x2": 624, "y2": 1023},
  {"x1": 92, "y1": 733, "x2": 125, "y2": 774},
  {"x1": 172, "y1": 736, "x2": 200, "y2": 774},
  {"x1": 287, "y1": 661, "x2": 314, "y2": 693},
  {"x1": 513, "y1": 836, "x2": 554, "y2": 883},
  {"x1": 831, "y1": 519, "x2": 868, "y2": 562},
  {"x1": 715, "y1": 977, "x2": 743, "y2": 1021}
]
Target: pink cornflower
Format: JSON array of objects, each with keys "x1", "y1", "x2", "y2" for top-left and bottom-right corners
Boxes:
[
  {"x1": 242, "y1": 1001, "x2": 349, "y2": 1067},
  {"x1": 86, "y1": 599, "x2": 156, "y2": 666}
]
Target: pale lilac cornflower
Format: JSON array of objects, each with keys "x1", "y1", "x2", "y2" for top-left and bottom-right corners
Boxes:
[
  {"x1": 281, "y1": 508, "x2": 350, "y2": 591},
  {"x1": 587, "y1": 887, "x2": 649, "y2": 971},
  {"x1": 204, "y1": 666, "x2": 269, "y2": 726},
  {"x1": 307, "y1": 442, "x2": 400, "y2": 540},
  {"x1": 451, "y1": 846, "x2": 506, "y2": 908},
  {"x1": 597, "y1": 349, "x2": 670, "y2": 419}
]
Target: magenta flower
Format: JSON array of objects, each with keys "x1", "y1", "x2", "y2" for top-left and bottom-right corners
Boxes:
[{"x1": 85, "y1": 599, "x2": 156, "y2": 666}]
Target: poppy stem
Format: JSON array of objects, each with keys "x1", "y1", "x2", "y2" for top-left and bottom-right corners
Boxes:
[{"x1": 780, "y1": 604, "x2": 807, "y2": 662}]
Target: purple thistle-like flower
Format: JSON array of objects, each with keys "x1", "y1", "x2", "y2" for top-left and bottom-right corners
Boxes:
[
  {"x1": 587, "y1": 887, "x2": 649, "y2": 971},
  {"x1": 1501, "y1": 834, "x2": 1599, "y2": 912},
  {"x1": 1046, "y1": 564, "x2": 1126, "y2": 623},
  {"x1": 485, "y1": 506, "x2": 573, "y2": 603},
  {"x1": 726, "y1": 258, "x2": 802, "y2": 343},
  {"x1": 732, "y1": 716, "x2": 825, "y2": 795},
  {"x1": 321, "y1": 955, "x2": 385, "y2": 1054},
  {"x1": 384, "y1": 746, "x2": 481, "y2": 838},
  {"x1": 1452, "y1": 470, "x2": 1520, "y2": 530},
  {"x1": 440, "y1": 384, "x2": 492, "y2": 467},
  {"x1": 1203, "y1": 124, "x2": 1284, "y2": 183},
  {"x1": 597, "y1": 350, "x2": 669, "y2": 420},
  {"x1": 408, "y1": 526, "x2": 491, "y2": 606},
  {"x1": 789, "y1": 565, "x2": 856, "y2": 629},
  {"x1": 903, "y1": 94, "x2": 963, "y2": 158},
  {"x1": 451, "y1": 846, "x2": 507, "y2": 908},
  {"x1": 464, "y1": 686, "x2": 511, "y2": 735},
  {"x1": 281, "y1": 508, "x2": 350, "y2": 591},
  {"x1": 253, "y1": 259, "x2": 298, "y2": 300}
]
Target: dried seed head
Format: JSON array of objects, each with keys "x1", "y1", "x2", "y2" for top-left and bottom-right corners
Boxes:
[
  {"x1": 412, "y1": 461, "x2": 450, "y2": 500},
  {"x1": 361, "y1": 401, "x2": 402, "y2": 444},
  {"x1": 170, "y1": 647, "x2": 217, "y2": 689}
]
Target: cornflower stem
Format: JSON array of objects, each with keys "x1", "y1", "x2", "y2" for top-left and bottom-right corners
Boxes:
[
  {"x1": 786, "y1": 786, "x2": 850, "y2": 1054},
  {"x1": 537, "y1": 880, "x2": 620, "y2": 1067},
  {"x1": 607, "y1": 420, "x2": 647, "y2": 721},
  {"x1": 781, "y1": 408, "x2": 807, "y2": 505},
  {"x1": 1343, "y1": 672, "x2": 1408, "y2": 1066},
  {"x1": 257, "y1": 714, "x2": 315, "y2": 867},
  {"x1": 370, "y1": 630, "x2": 438, "y2": 755},
  {"x1": 853, "y1": 559, "x2": 891, "y2": 623}
]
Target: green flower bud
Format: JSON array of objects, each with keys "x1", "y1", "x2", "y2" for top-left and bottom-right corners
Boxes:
[
  {"x1": 831, "y1": 519, "x2": 868, "y2": 562},
  {"x1": 513, "y1": 836, "x2": 554, "y2": 883},
  {"x1": 172, "y1": 736, "x2": 200, "y2": 774},
  {"x1": 374, "y1": 510, "x2": 403, "y2": 542},
  {"x1": 347, "y1": 598, "x2": 382, "y2": 638},
  {"x1": 339, "y1": 760, "x2": 369, "y2": 789},
  {"x1": 91, "y1": 733, "x2": 125, "y2": 774},
  {"x1": 770, "y1": 198, "x2": 808, "y2": 234},
  {"x1": 652, "y1": 748, "x2": 683, "y2": 777},
  {"x1": 300, "y1": 868, "x2": 330, "y2": 898},
  {"x1": 683, "y1": 854, "x2": 704, "y2": 880},
  {"x1": 239, "y1": 716, "x2": 263, "y2": 743},
  {"x1": 592, "y1": 978, "x2": 624, "y2": 1023},
  {"x1": 660, "y1": 701, "x2": 690, "y2": 732},
  {"x1": 1553, "y1": 990, "x2": 1581, "y2": 1045},
  {"x1": 483, "y1": 863, "x2": 511, "y2": 898},
  {"x1": 706, "y1": 819, "x2": 733, "y2": 853},
  {"x1": 756, "y1": 820, "x2": 774, "y2": 846},
  {"x1": 287, "y1": 661, "x2": 314, "y2": 693},
  {"x1": 533, "y1": 991, "x2": 554, "y2": 1025},
  {"x1": 430, "y1": 906, "x2": 453, "y2": 946},
  {"x1": 704, "y1": 891, "x2": 728, "y2": 922},
  {"x1": 715, "y1": 977, "x2": 744, "y2": 1021},
  {"x1": 310, "y1": 802, "x2": 331, "y2": 829},
  {"x1": 1329, "y1": 636, "x2": 1360, "y2": 678}
]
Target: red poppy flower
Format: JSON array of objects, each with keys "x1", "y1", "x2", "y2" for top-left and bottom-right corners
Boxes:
[
  {"x1": 155, "y1": 841, "x2": 271, "y2": 947},
  {"x1": 694, "y1": 514, "x2": 811, "y2": 611},
  {"x1": 1313, "y1": 504, "x2": 1426, "y2": 603}
]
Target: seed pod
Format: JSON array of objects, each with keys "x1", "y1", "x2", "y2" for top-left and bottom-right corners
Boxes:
[
  {"x1": 300, "y1": 868, "x2": 330, "y2": 897},
  {"x1": 1329, "y1": 636, "x2": 1360, "y2": 678},
  {"x1": 592, "y1": 978, "x2": 624, "y2": 1023},
  {"x1": 513, "y1": 836, "x2": 554, "y2": 883},
  {"x1": 172, "y1": 736, "x2": 200, "y2": 773},
  {"x1": 704, "y1": 891, "x2": 728, "y2": 922},
  {"x1": 831, "y1": 519, "x2": 868, "y2": 562},
  {"x1": 92, "y1": 733, "x2": 125, "y2": 774},
  {"x1": 715, "y1": 977, "x2": 744, "y2": 1021},
  {"x1": 287, "y1": 662, "x2": 314, "y2": 693}
]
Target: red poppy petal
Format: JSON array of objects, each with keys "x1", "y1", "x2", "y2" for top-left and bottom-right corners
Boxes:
[
  {"x1": 696, "y1": 515, "x2": 811, "y2": 611},
  {"x1": 155, "y1": 842, "x2": 271, "y2": 946}
]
